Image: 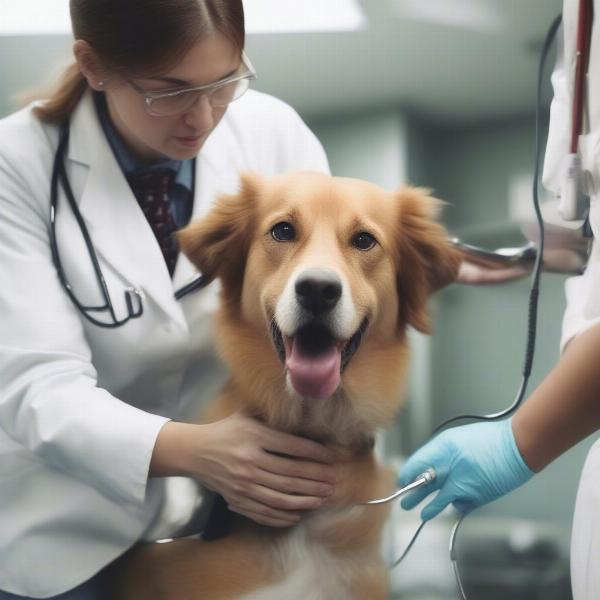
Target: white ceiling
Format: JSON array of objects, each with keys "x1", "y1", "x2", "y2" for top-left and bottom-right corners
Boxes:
[
  {"x1": 0, "y1": 0, "x2": 563, "y2": 122},
  {"x1": 246, "y1": 0, "x2": 563, "y2": 121}
]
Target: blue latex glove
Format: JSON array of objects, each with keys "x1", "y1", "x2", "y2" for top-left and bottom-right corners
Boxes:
[{"x1": 398, "y1": 418, "x2": 534, "y2": 521}]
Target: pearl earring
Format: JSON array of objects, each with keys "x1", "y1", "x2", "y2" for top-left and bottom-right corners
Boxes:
[{"x1": 98, "y1": 80, "x2": 106, "y2": 87}]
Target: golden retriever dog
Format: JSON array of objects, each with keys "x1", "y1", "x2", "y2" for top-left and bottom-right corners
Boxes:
[{"x1": 110, "y1": 171, "x2": 460, "y2": 599}]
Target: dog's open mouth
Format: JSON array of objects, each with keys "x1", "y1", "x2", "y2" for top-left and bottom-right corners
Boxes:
[{"x1": 271, "y1": 319, "x2": 368, "y2": 399}]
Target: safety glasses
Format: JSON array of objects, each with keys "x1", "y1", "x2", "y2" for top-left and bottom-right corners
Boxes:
[{"x1": 128, "y1": 52, "x2": 257, "y2": 117}]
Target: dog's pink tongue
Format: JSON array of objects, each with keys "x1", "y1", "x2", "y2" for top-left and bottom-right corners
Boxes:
[{"x1": 286, "y1": 339, "x2": 341, "y2": 399}]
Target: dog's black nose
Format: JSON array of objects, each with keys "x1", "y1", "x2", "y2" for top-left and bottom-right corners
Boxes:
[{"x1": 295, "y1": 269, "x2": 342, "y2": 314}]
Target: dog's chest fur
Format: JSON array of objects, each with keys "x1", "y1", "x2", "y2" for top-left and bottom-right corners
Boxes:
[
  {"x1": 239, "y1": 504, "x2": 389, "y2": 600},
  {"x1": 211, "y1": 385, "x2": 396, "y2": 599}
]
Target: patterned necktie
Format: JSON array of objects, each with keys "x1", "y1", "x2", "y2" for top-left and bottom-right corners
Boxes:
[{"x1": 128, "y1": 169, "x2": 179, "y2": 276}]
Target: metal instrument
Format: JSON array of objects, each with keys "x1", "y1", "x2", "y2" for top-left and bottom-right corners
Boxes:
[{"x1": 361, "y1": 468, "x2": 436, "y2": 506}]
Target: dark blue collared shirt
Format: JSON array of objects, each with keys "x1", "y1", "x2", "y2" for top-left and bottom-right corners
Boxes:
[{"x1": 95, "y1": 93, "x2": 194, "y2": 229}]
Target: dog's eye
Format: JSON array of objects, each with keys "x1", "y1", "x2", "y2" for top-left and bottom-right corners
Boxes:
[
  {"x1": 352, "y1": 232, "x2": 377, "y2": 251},
  {"x1": 271, "y1": 222, "x2": 296, "y2": 242}
]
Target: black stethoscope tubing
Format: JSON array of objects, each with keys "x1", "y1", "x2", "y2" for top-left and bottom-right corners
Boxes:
[{"x1": 49, "y1": 121, "x2": 208, "y2": 328}]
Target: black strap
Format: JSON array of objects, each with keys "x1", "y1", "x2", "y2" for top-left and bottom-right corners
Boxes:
[
  {"x1": 201, "y1": 492, "x2": 233, "y2": 541},
  {"x1": 582, "y1": 215, "x2": 594, "y2": 238}
]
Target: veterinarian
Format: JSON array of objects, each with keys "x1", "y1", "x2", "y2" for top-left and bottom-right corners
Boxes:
[
  {"x1": 399, "y1": 1, "x2": 600, "y2": 598},
  {"x1": 0, "y1": 2, "x2": 338, "y2": 598}
]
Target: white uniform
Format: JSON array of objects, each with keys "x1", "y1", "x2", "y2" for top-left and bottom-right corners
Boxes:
[
  {"x1": 0, "y1": 89, "x2": 329, "y2": 598},
  {"x1": 543, "y1": 2, "x2": 600, "y2": 598}
]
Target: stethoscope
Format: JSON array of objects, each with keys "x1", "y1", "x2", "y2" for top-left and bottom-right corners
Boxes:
[{"x1": 49, "y1": 121, "x2": 209, "y2": 328}]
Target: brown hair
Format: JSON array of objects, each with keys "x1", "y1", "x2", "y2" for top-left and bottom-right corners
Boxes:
[{"x1": 34, "y1": 0, "x2": 245, "y2": 123}]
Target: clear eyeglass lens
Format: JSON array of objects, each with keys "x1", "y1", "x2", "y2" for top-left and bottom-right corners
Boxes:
[{"x1": 148, "y1": 78, "x2": 251, "y2": 116}]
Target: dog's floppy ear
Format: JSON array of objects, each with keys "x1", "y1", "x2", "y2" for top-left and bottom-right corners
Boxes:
[
  {"x1": 177, "y1": 172, "x2": 261, "y2": 296},
  {"x1": 395, "y1": 187, "x2": 461, "y2": 333}
]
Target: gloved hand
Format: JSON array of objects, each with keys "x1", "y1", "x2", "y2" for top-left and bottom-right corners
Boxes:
[{"x1": 398, "y1": 418, "x2": 534, "y2": 521}]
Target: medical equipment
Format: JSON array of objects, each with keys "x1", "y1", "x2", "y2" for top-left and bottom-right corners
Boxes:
[
  {"x1": 362, "y1": 468, "x2": 436, "y2": 506},
  {"x1": 361, "y1": 469, "x2": 437, "y2": 570},
  {"x1": 452, "y1": 231, "x2": 589, "y2": 275},
  {"x1": 49, "y1": 122, "x2": 208, "y2": 328},
  {"x1": 449, "y1": 238, "x2": 538, "y2": 268},
  {"x1": 559, "y1": 0, "x2": 593, "y2": 221}
]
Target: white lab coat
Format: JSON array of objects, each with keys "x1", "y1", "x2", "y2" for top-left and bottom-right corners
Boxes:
[
  {"x1": 545, "y1": 0, "x2": 600, "y2": 352},
  {"x1": 0, "y1": 88, "x2": 329, "y2": 598},
  {"x1": 543, "y1": 2, "x2": 600, "y2": 598}
]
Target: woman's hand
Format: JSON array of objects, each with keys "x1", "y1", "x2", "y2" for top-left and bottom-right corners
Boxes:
[
  {"x1": 457, "y1": 260, "x2": 530, "y2": 285},
  {"x1": 151, "y1": 414, "x2": 336, "y2": 528},
  {"x1": 398, "y1": 419, "x2": 534, "y2": 521}
]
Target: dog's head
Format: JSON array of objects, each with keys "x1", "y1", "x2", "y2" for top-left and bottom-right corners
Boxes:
[{"x1": 179, "y1": 172, "x2": 460, "y2": 440}]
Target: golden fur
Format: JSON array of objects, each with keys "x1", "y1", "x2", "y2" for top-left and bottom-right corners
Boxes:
[{"x1": 108, "y1": 171, "x2": 460, "y2": 599}]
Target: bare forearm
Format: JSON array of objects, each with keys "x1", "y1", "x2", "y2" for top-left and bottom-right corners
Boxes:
[
  {"x1": 513, "y1": 323, "x2": 600, "y2": 471},
  {"x1": 149, "y1": 420, "x2": 198, "y2": 477}
]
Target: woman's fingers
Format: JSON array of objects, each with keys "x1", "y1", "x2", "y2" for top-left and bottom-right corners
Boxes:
[
  {"x1": 263, "y1": 428, "x2": 336, "y2": 464},
  {"x1": 253, "y1": 467, "x2": 334, "y2": 498},
  {"x1": 189, "y1": 415, "x2": 338, "y2": 525},
  {"x1": 400, "y1": 483, "x2": 437, "y2": 511},
  {"x1": 421, "y1": 490, "x2": 455, "y2": 521},
  {"x1": 457, "y1": 261, "x2": 530, "y2": 285},
  {"x1": 260, "y1": 452, "x2": 336, "y2": 485},
  {"x1": 245, "y1": 483, "x2": 324, "y2": 511}
]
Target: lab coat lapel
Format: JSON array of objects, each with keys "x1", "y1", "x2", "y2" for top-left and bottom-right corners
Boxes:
[
  {"x1": 171, "y1": 159, "x2": 200, "y2": 292},
  {"x1": 171, "y1": 133, "x2": 240, "y2": 292},
  {"x1": 67, "y1": 92, "x2": 187, "y2": 329},
  {"x1": 171, "y1": 156, "x2": 217, "y2": 292}
]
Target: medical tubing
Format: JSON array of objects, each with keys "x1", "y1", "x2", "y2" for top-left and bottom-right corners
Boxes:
[
  {"x1": 49, "y1": 126, "x2": 68, "y2": 284},
  {"x1": 362, "y1": 471, "x2": 434, "y2": 568},
  {"x1": 174, "y1": 273, "x2": 209, "y2": 300},
  {"x1": 390, "y1": 520, "x2": 427, "y2": 569},
  {"x1": 56, "y1": 126, "x2": 115, "y2": 317},
  {"x1": 49, "y1": 126, "x2": 114, "y2": 322},
  {"x1": 449, "y1": 514, "x2": 468, "y2": 600},
  {"x1": 432, "y1": 14, "x2": 561, "y2": 435},
  {"x1": 50, "y1": 122, "x2": 146, "y2": 327}
]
